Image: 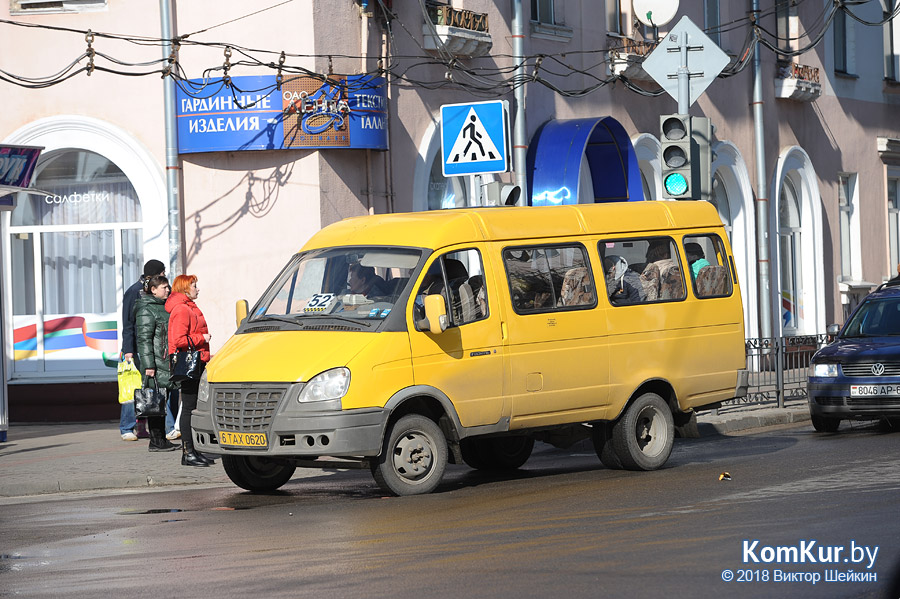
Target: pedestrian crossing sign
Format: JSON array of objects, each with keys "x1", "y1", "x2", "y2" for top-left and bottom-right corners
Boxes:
[{"x1": 440, "y1": 100, "x2": 510, "y2": 177}]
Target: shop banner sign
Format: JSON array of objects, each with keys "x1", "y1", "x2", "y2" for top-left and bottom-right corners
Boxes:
[
  {"x1": 176, "y1": 75, "x2": 388, "y2": 153},
  {"x1": 0, "y1": 145, "x2": 43, "y2": 210}
]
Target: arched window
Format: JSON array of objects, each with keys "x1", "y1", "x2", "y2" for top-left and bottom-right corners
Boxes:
[
  {"x1": 426, "y1": 151, "x2": 470, "y2": 209},
  {"x1": 779, "y1": 177, "x2": 802, "y2": 335},
  {"x1": 708, "y1": 172, "x2": 733, "y2": 242},
  {"x1": 9, "y1": 149, "x2": 142, "y2": 375}
]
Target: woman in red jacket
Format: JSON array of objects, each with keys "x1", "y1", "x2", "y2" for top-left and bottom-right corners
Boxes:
[{"x1": 167, "y1": 274, "x2": 213, "y2": 467}]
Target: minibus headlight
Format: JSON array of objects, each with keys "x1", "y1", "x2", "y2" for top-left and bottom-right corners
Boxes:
[
  {"x1": 812, "y1": 363, "x2": 838, "y2": 378},
  {"x1": 299, "y1": 368, "x2": 350, "y2": 403},
  {"x1": 197, "y1": 370, "x2": 209, "y2": 405}
]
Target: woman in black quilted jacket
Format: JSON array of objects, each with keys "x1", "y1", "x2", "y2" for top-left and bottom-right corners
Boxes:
[{"x1": 135, "y1": 274, "x2": 179, "y2": 452}]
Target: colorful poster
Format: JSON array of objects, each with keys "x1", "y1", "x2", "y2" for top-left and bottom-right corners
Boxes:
[{"x1": 13, "y1": 314, "x2": 119, "y2": 373}]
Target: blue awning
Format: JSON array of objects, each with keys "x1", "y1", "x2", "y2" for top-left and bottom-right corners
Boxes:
[{"x1": 526, "y1": 117, "x2": 643, "y2": 206}]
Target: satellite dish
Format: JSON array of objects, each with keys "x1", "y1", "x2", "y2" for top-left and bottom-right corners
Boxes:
[{"x1": 632, "y1": 0, "x2": 678, "y2": 28}]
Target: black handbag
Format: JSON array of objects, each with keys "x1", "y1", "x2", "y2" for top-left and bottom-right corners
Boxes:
[
  {"x1": 170, "y1": 340, "x2": 202, "y2": 382},
  {"x1": 134, "y1": 377, "x2": 167, "y2": 418}
]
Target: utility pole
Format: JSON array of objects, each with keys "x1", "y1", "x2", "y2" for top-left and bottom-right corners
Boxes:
[
  {"x1": 160, "y1": 0, "x2": 183, "y2": 274},
  {"x1": 511, "y1": 0, "x2": 527, "y2": 204},
  {"x1": 751, "y1": 0, "x2": 773, "y2": 343}
]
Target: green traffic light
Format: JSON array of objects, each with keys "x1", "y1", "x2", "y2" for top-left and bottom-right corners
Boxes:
[{"x1": 664, "y1": 173, "x2": 688, "y2": 196}]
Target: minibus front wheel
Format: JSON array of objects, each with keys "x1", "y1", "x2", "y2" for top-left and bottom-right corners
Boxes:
[
  {"x1": 222, "y1": 455, "x2": 297, "y2": 492},
  {"x1": 610, "y1": 393, "x2": 674, "y2": 471},
  {"x1": 371, "y1": 414, "x2": 448, "y2": 496}
]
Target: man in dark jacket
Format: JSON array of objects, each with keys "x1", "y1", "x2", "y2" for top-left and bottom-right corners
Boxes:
[
  {"x1": 119, "y1": 259, "x2": 165, "y2": 441},
  {"x1": 123, "y1": 259, "x2": 165, "y2": 363}
]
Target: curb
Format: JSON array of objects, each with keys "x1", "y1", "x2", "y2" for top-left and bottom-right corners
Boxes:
[{"x1": 697, "y1": 410, "x2": 811, "y2": 435}]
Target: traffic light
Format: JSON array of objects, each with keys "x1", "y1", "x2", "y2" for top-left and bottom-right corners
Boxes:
[
  {"x1": 691, "y1": 116, "x2": 712, "y2": 203},
  {"x1": 660, "y1": 114, "x2": 692, "y2": 199}
]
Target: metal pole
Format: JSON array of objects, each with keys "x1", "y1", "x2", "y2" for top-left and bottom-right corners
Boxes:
[
  {"x1": 511, "y1": 0, "x2": 527, "y2": 204},
  {"x1": 751, "y1": 0, "x2": 772, "y2": 341},
  {"x1": 0, "y1": 261, "x2": 7, "y2": 442},
  {"x1": 160, "y1": 0, "x2": 183, "y2": 274},
  {"x1": 677, "y1": 31, "x2": 690, "y2": 115}
]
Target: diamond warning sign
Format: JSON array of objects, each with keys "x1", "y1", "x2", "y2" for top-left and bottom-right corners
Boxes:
[{"x1": 440, "y1": 101, "x2": 509, "y2": 177}]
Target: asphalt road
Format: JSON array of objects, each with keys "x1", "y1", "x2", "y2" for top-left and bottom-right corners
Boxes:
[{"x1": 2, "y1": 421, "x2": 899, "y2": 599}]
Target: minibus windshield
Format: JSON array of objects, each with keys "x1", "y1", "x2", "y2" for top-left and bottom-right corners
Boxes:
[{"x1": 250, "y1": 247, "x2": 422, "y2": 325}]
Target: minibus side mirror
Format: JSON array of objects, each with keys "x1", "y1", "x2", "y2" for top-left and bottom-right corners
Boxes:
[
  {"x1": 424, "y1": 294, "x2": 449, "y2": 334},
  {"x1": 236, "y1": 299, "x2": 249, "y2": 328}
]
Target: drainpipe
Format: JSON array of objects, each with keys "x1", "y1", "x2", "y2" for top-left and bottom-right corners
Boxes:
[
  {"x1": 751, "y1": 1, "x2": 782, "y2": 406},
  {"x1": 160, "y1": 0, "x2": 182, "y2": 274},
  {"x1": 511, "y1": 0, "x2": 527, "y2": 204},
  {"x1": 751, "y1": 0, "x2": 771, "y2": 342}
]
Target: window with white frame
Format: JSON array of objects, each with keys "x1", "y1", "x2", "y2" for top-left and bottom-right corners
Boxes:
[
  {"x1": 705, "y1": 0, "x2": 721, "y2": 46},
  {"x1": 9, "y1": 148, "x2": 142, "y2": 376},
  {"x1": 889, "y1": 175, "x2": 900, "y2": 276},
  {"x1": 532, "y1": 0, "x2": 554, "y2": 25},
  {"x1": 838, "y1": 174, "x2": 854, "y2": 281},
  {"x1": 885, "y1": 0, "x2": 898, "y2": 81},
  {"x1": 779, "y1": 177, "x2": 802, "y2": 334}
]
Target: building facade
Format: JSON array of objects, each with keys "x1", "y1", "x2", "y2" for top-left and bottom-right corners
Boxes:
[{"x1": 1, "y1": 0, "x2": 898, "y2": 422}]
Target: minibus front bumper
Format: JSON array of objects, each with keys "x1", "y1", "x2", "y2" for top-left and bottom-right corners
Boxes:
[{"x1": 191, "y1": 382, "x2": 387, "y2": 457}]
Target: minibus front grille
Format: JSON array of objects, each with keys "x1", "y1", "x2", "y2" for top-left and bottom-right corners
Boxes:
[
  {"x1": 212, "y1": 385, "x2": 287, "y2": 432},
  {"x1": 841, "y1": 363, "x2": 900, "y2": 377}
]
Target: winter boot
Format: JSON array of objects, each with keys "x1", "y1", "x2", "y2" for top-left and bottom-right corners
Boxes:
[
  {"x1": 181, "y1": 442, "x2": 210, "y2": 467},
  {"x1": 194, "y1": 450, "x2": 215, "y2": 465},
  {"x1": 149, "y1": 429, "x2": 178, "y2": 452}
]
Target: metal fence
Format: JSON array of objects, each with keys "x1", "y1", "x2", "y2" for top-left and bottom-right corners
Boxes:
[{"x1": 720, "y1": 334, "x2": 831, "y2": 410}]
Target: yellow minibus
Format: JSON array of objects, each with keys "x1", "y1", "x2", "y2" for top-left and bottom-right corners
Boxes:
[{"x1": 192, "y1": 201, "x2": 748, "y2": 495}]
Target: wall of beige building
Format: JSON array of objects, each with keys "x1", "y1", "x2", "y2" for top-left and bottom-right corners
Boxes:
[{"x1": 2, "y1": 0, "x2": 898, "y2": 376}]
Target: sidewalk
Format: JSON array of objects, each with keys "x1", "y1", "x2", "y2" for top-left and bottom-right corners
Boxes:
[
  {"x1": 0, "y1": 423, "x2": 232, "y2": 498},
  {"x1": 0, "y1": 401, "x2": 811, "y2": 499}
]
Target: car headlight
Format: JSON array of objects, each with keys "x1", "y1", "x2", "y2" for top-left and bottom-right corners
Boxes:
[
  {"x1": 812, "y1": 363, "x2": 839, "y2": 378},
  {"x1": 299, "y1": 368, "x2": 350, "y2": 403},
  {"x1": 197, "y1": 369, "x2": 209, "y2": 405}
]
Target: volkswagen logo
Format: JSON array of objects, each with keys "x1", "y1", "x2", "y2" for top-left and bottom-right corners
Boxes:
[{"x1": 872, "y1": 363, "x2": 886, "y2": 376}]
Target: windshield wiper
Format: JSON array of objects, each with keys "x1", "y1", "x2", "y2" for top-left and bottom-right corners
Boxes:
[
  {"x1": 302, "y1": 314, "x2": 373, "y2": 328},
  {"x1": 250, "y1": 314, "x2": 305, "y2": 327}
]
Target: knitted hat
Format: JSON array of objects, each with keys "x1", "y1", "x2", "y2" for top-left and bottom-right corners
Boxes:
[{"x1": 143, "y1": 259, "x2": 166, "y2": 277}]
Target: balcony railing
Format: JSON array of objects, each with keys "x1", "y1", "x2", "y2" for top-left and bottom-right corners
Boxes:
[
  {"x1": 775, "y1": 61, "x2": 822, "y2": 102},
  {"x1": 429, "y1": 5, "x2": 488, "y2": 32},
  {"x1": 423, "y1": 5, "x2": 492, "y2": 58}
]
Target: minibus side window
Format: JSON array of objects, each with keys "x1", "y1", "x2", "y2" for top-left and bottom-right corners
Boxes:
[
  {"x1": 502, "y1": 244, "x2": 596, "y2": 314},
  {"x1": 683, "y1": 235, "x2": 734, "y2": 298},
  {"x1": 598, "y1": 237, "x2": 686, "y2": 305},
  {"x1": 416, "y1": 249, "x2": 488, "y2": 326}
]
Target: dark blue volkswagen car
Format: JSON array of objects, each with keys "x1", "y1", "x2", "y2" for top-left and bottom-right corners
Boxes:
[{"x1": 808, "y1": 284, "x2": 900, "y2": 432}]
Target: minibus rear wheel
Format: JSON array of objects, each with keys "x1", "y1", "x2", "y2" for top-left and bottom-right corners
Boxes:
[
  {"x1": 610, "y1": 393, "x2": 674, "y2": 471},
  {"x1": 591, "y1": 422, "x2": 622, "y2": 469},
  {"x1": 371, "y1": 414, "x2": 448, "y2": 496},
  {"x1": 222, "y1": 455, "x2": 297, "y2": 492},
  {"x1": 460, "y1": 436, "x2": 534, "y2": 470}
]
